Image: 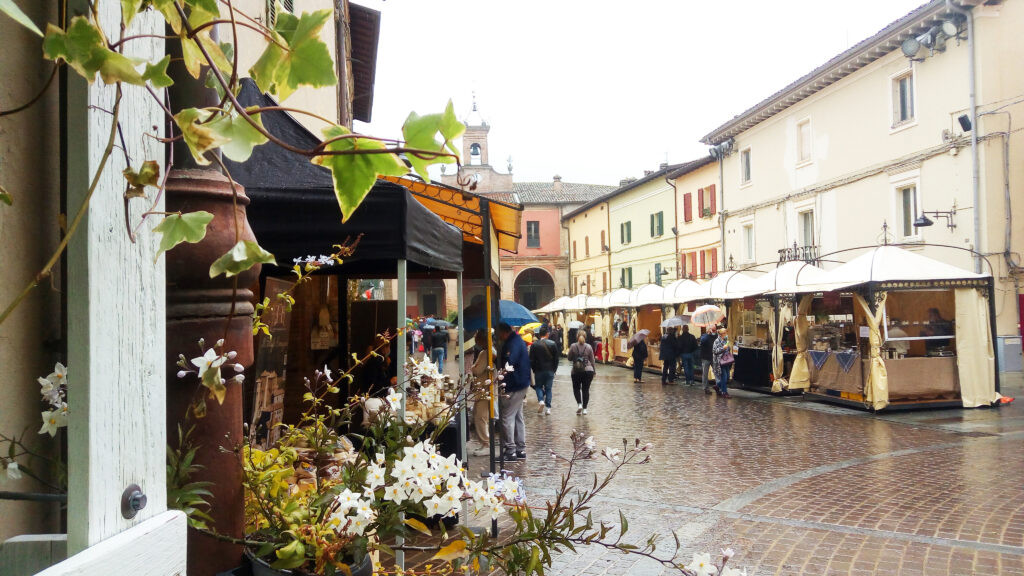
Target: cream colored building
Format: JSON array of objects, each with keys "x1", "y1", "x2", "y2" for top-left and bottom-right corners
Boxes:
[
  {"x1": 671, "y1": 159, "x2": 721, "y2": 279},
  {"x1": 702, "y1": 0, "x2": 1023, "y2": 372},
  {"x1": 564, "y1": 201, "x2": 613, "y2": 295}
]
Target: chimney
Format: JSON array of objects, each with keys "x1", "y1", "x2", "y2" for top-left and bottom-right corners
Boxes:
[
  {"x1": 659, "y1": 162, "x2": 668, "y2": 170},
  {"x1": 553, "y1": 174, "x2": 563, "y2": 193}
]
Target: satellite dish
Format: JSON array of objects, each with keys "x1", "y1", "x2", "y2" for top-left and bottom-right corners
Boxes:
[{"x1": 901, "y1": 37, "x2": 921, "y2": 58}]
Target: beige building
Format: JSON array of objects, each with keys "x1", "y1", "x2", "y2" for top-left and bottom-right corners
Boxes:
[
  {"x1": 671, "y1": 160, "x2": 721, "y2": 279},
  {"x1": 701, "y1": 0, "x2": 1023, "y2": 372},
  {"x1": 563, "y1": 201, "x2": 613, "y2": 295}
]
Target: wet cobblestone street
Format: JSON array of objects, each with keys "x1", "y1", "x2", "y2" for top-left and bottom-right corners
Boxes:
[{"x1": 464, "y1": 362, "x2": 1024, "y2": 575}]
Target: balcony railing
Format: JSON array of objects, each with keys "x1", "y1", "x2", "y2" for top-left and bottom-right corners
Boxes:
[{"x1": 778, "y1": 242, "x2": 819, "y2": 264}]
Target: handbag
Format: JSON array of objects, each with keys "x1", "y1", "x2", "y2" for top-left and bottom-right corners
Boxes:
[{"x1": 719, "y1": 348, "x2": 735, "y2": 366}]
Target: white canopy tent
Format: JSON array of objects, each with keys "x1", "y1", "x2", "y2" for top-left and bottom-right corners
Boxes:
[
  {"x1": 663, "y1": 279, "x2": 705, "y2": 304},
  {"x1": 629, "y1": 284, "x2": 668, "y2": 307}
]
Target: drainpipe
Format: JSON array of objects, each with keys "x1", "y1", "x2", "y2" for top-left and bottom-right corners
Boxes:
[
  {"x1": 718, "y1": 157, "x2": 726, "y2": 273},
  {"x1": 946, "y1": 0, "x2": 980, "y2": 273},
  {"x1": 665, "y1": 172, "x2": 680, "y2": 279},
  {"x1": 561, "y1": 214, "x2": 571, "y2": 296}
]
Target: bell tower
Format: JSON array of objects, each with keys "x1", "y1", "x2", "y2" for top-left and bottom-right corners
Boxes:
[{"x1": 462, "y1": 95, "x2": 489, "y2": 166}]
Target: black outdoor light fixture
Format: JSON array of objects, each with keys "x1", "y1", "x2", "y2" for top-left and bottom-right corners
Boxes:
[
  {"x1": 671, "y1": 226, "x2": 679, "y2": 236},
  {"x1": 957, "y1": 114, "x2": 972, "y2": 132},
  {"x1": 913, "y1": 202, "x2": 958, "y2": 231}
]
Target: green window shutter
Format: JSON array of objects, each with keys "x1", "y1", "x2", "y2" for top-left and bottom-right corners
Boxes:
[
  {"x1": 650, "y1": 214, "x2": 655, "y2": 237},
  {"x1": 626, "y1": 222, "x2": 631, "y2": 243},
  {"x1": 658, "y1": 212, "x2": 664, "y2": 236}
]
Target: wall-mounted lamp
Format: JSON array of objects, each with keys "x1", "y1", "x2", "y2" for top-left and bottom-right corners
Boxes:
[
  {"x1": 913, "y1": 202, "x2": 958, "y2": 231},
  {"x1": 957, "y1": 114, "x2": 972, "y2": 132},
  {"x1": 602, "y1": 244, "x2": 610, "y2": 252},
  {"x1": 728, "y1": 255, "x2": 735, "y2": 271},
  {"x1": 670, "y1": 226, "x2": 679, "y2": 236}
]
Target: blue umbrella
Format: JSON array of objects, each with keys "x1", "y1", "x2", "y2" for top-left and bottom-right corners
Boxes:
[{"x1": 463, "y1": 300, "x2": 538, "y2": 332}]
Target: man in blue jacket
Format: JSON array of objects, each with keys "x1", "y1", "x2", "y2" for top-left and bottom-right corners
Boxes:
[{"x1": 497, "y1": 322, "x2": 531, "y2": 461}]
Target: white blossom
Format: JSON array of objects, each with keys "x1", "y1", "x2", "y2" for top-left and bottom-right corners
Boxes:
[
  {"x1": 687, "y1": 552, "x2": 718, "y2": 576},
  {"x1": 6, "y1": 462, "x2": 23, "y2": 481}
]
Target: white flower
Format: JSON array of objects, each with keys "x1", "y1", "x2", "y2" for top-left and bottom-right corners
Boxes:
[
  {"x1": 354, "y1": 499, "x2": 374, "y2": 519},
  {"x1": 425, "y1": 495, "x2": 452, "y2": 517},
  {"x1": 39, "y1": 409, "x2": 67, "y2": 436},
  {"x1": 46, "y1": 363, "x2": 67, "y2": 387},
  {"x1": 6, "y1": 462, "x2": 23, "y2": 481},
  {"x1": 366, "y1": 463, "x2": 386, "y2": 490},
  {"x1": 383, "y1": 485, "x2": 406, "y2": 504},
  {"x1": 584, "y1": 436, "x2": 595, "y2": 450},
  {"x1": 687, "y1": 552, "x2": 718, "y2": 576},
  {"x1": 721, "y1": 548, "x2": 735, "y2": 560},
  {"x1": 38, "y1": 377, "x2": 62, "y2": 407},
  {"x1": 601, "y1": 447, "x2": 622, "y2": 462},
  {"x1": 504, "y1": 362, "x2": 514, "y2": 373},
  {"x1": 323, "y1": 365, "x2": 332, "y2": 380},
  {"x1": 386, "y1": 391, "x2": 403, "y2": 411},
  {"x1": 345, "y1": 514, "x2": 369, "y2": 536},
  {"x1": 176, "y1": 370, "x2": 188, "y2": 379},
  {"x1": 190, "y1": 348, "x2": 225, "y2": 378}
]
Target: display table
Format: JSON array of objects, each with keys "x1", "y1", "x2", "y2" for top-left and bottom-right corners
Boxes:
[
  {"x1": 733, "y1": 347, "x2": 771, "y2": 389},
  {"x1": 809, "y1": 352, "x2": 863, "y2": 394},
  {"x1": 883, "y1": 356, "x2": 959, "y2": 400}
]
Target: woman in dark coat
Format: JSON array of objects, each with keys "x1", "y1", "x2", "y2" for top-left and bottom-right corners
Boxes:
[{"x1": 631, "y1": 336, "x2": 648, "y2": 383}]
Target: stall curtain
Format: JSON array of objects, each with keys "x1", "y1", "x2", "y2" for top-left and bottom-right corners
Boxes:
[
  {"x1": 603, "y1": 312, "x2": 613, "y2": 362},
  {"x1": 788, "y1": 295, "x2": 815, "y2": 389},
  {"x1": 769, "y1": 306, "x2": 784, "y2": 392},
  {"x1": 854, "y1": 292, "x2": 889, "y2": 410},
  {"x1": 955, "y1": 287, "x2": 998, "y2": 407}
]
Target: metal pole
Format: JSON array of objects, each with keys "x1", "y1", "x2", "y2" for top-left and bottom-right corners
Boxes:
[
  {"x1": 457, "y1": 272, "x2": 467, "y2": 462},
  {"x1": 485, "y1": 284, "x2": 497, "y2": 537},
  {"x1": 396, "y1": 258, "x2": 407, "y2": 569}
]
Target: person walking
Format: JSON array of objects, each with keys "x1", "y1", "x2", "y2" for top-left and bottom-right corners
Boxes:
[
  {"x1": 430, "y1": 327, "x2": 447, "y2": 372},
  {"x1": 631, "y1": 335, "x2": 648, "y2": 383},
  {"x1": 712, "y1": 327, "x2": 735, "y2": 398},
  {"x1": 659, "y1": 328, "x2": 677, "y2": 385},
  {"x1": 496, "y1": 322, "x2": 530, "y2": 461},
  {"x1": 699, "y1": 326, "x2": 717, "y2": 394},
  {"x1": 529, "y1": 325, "x2": 560, "y2": 414},
  {"x1": 468, "y1": 329, "x2": 495, "y2": 456},
  {"x1": 568, "y1": 333, "x2": 596, "y2": 415},
  {"x1": 677, "y1": 325, "x2": 698, "y2": 385}
]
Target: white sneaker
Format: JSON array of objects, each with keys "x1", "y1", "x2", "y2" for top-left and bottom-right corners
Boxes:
[
  {"x1": 537, "y1": 403, "x2": 545, "y2": 413},
  {"x1": 583, "y1": 408, "x2": 588, "y2": 415},
  {"x1": 576, "y1": 404, "x2": 583, "y2": 415},
  {"x1": 545, "y1": 408, "x2": 551, "y2": 415}
]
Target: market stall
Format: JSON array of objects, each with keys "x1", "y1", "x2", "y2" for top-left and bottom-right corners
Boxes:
[
  {"x1": 603, "y1": 288, "x2": 633, "y2": 363},
  {"x1": 787, "y1": 246, "x2": 1000, "y2": 410},
  {"x1": 629, "y1": 284, "x2": 668, "y2": 370}
]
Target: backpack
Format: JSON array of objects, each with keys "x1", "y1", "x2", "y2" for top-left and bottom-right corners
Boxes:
[{"x1": 570, "y1": 344, "x2": 587, "y2": 374}]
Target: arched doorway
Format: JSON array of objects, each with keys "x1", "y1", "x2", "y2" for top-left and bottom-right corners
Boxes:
[{"x1": 514, "y1": 268, "x2": 555, "y2": 312}]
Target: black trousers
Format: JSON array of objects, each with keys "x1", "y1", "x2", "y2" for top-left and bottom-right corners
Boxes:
[
  {"x1": 633, "y1": 361, "x2": 644, "y2": 381},
  {"x1": 661, "y1": 357, "x2": 676, "y2": 382},
  {"x1": 571, "y1": 371, "x2": 594, "y2": 407}
]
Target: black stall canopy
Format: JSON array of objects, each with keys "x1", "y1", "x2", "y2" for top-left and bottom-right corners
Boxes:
[{"x1": 226, "y1": 79, "x2": 463, "y2": 276}]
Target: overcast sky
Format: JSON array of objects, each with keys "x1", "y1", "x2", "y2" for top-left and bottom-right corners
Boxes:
[{"x1": 354, "y1": 0, "x2": 929, "y2": 186}]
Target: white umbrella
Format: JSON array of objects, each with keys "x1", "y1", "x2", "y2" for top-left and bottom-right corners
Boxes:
[
  {"x1": 691, "y1": 304, "x2": 725, "y2": 327},
  {"x1": 660, "y1": 315, "x2": 689, "y2": 328},
  {"x1": 567, "y1": 320, "x2": 585, "y2": 329}
]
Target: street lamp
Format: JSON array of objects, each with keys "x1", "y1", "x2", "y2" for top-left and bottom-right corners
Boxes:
[{"x1": 913, "y1": 202, "x2": 958, "y2": 231}]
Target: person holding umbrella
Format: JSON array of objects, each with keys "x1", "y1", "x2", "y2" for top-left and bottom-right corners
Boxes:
[
  {"x1": 659, "y1": 327, "x2": 677, "y2": 385},
  {"x1": 629, "y1": 330, "x2": 649, "y2": 383}
]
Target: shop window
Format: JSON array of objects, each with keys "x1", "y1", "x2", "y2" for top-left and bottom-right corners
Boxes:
[
  {"x1": 892, "y1": 70, "x2": 915, "y2": 128},
  {"x1": 797, "y1": 119, "x2": 812, "y2": 164},
  {"x1": 526, "y1": 220, "x2": 540, "y2": 248},
  {"x1": 798, "y1": 210, "x2": 815, "y2": 247},
  {"x1": 740, "y1": 148, "x2": 752, "y2": 185}
]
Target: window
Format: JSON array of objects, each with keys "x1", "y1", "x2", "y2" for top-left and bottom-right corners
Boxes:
[
  {"x1": 683, "y1": 193, "x2": 693, "y2": 223},
  {"x1": 469, "y1": 142, "x2": 482, "y2": 165},
  {"x1": 600, "y1": 230, "x2": 606, "y2": 251},
  {"x1": 585, "y1": 236, "x2": 590, "y2": 257},
  {"x1": 526, "y1": 221, "x2": 540, "y2": 248},
  {"x1": 650, "y1": 211, "x2": 664, "y2": 237},
  {"x1": 797, "y1": 119, "x2": 812, "y2": 164},
  {"x1": 742, "y1": 223, "x2": 754, "y2": 262},
  {"x1": 740, "y1": 148, "x2": 752, "y2": 184},
  {"x1": 654, "y1": 263, "x2": 663, "y2": 285},
  {"x1": 698, "y1": 185, "x2": 716, "y2": 217},
  {"x1": 586, "y1": 274, "x2": 592, "y2": 295},
  {"x1": 892, "y1": 71, "x2": 915, "y2": 127},
  {"x1": 798, "y1": 210, "x2": 815, "y2": 247},
  {"x1": 572, "y1": 241, "x2": 576, "y2": 260},
  {"x1": 620, "y1": 221, "x2": 632, "y2": 244},
  {"x1": 897, "y1": 184, "x2": 919, "y2": 239},
  {"x1": 602, "y1": 271, "x2": 607, "y2": 292},
  {"x1": 620, "y1": 267, "x2": 633, "y2": 289}
]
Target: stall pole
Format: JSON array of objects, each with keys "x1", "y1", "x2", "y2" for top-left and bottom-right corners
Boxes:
[
  {"x1": 485, "y1": 284, "x2": 498, "y2": 537},
  {"x1": 988, "y1": 277, "x2": 1001, "y2": 394},
  {"x1": 457, "y1": 272, "x2": 467, "y2": 461},
  {"x1": 396, "y1": 259, "x2": 407, "y2": 570}
]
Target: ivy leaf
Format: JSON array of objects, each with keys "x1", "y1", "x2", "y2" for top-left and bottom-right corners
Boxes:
[
  {"x1": 123, "y1": 160, "x2": 161, "y2": 198},
  {"x1": 173, "y1": 107, "x2": 229, "y2": 166},
  {"x1": 313, "y1": 125, "x2": 408, "y2": 222},
  {"x1": 430, "y1": 540, "x2": 468, "y2": 562},
  {"x1": 152, "y1": 0, "x2": 182, "y2": 34},
  {"x1": 42, "y1": 17, "x2": 145, "y2": 85},
  {"x1": 120, "y1": 0, "x2": 144, "y2": 27},
  {"x1": 209, "y1": 240, "x2": 276, "y2": 278},
  {"x1": 152, "y1": 211, "x2": 214, "y2": 262},
  {"x1": 438, "y1": 99, "x2": 465, "y2": 157},
  {"x1": 142, "y1": 55, "x2": 174, "y2": 88},
  {"x1": 250, "y1": 9, "x2": 336, "y2": 101},
  {"x1": 0, "y1": 0, "x2": 43, "y2": 36},
  {"x1": 205, "y1": 108, "x2": 269, "y2": 162},
  {"x1": 400, "y1": 100, "x2": 464, "y2": 181}
]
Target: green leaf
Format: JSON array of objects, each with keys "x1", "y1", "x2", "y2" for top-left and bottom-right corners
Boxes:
[
  {"x1": 204, "y1": 366, "x2": 226, "y2": 404},
  {"x1": 152, "y1": 0, "x2": 182, "y2": 34},
  {"x1": 619, "y1": 510, "x2": 628, "y2": 536},
  {"x1": 173, "y1": 108, "x2": 228, "y2": 166},
  {"x1": 249, "y1": 9, "x2": 336, "y2": 101},
  {"x1": 209, "y1": 240, "x2": 276, "y2": 278},
  {"x1": 314, "y1": 125, "x2": 408, "y2": 222},
  {"x1": 152, "y1": 211, "x2": 214, "y2": 261},
  {"x1": 42, "y1": 17, "x2": 145, "y2": 85},
  {"x1": 205, "y1": 108, "x2": 269, "y2": 162},
  {"x1": 123, "y1": 160, "x2": 161, "y2": 197},
  {"x1": 272, "y1": 539, "x2": 306, "y2": 570},
  {"x1": 120, "y1": 0, "x2": 144, "y2": 27},
  {"x1": 438, "y1": 99, "x2": 465, "y2": 156},
  {"x1": 0, "y1": 184, "x2": 11, "y2": 206},
  {"x1": 1, "y1": 0, "x2": 42, "y2": 36},
  {"x1": 142, "y1": 55, "x2": 174, "y2": 88},
  {"x1": 400, "y1": 100, "x2": 464, "y2": 181}
]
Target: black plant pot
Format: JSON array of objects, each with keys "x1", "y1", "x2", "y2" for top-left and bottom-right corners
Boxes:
[{"x1": 246, "y1": 549, "x2": 372, "y2": 576}]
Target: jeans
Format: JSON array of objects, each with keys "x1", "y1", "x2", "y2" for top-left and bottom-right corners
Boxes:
[
  {"x1": 633, "y1": 360, "x2": 644, "y2": 381},
  {"x1": 533, "y1": 371, "x2": 554, "y2": 407},
  {"x1": 701, "y1": 359, "x2": 713, "y2": 390},
  {"x1": 430, "y1": 347, "x2": 446, "y2": 372},
  {"x1": 661, "y1": 356, "x2": 676, "y2": 383},
  {"x1": 679, "y1": 352, "x2": 696, "y2": 383},
  {"x1": 571, "y1": 371, "x2": 594, "y2": 408},
  {"x1": 499, "y1": 387, "x2": 528, "y2": 457},
  {"x1": 717, "y1": 363, "x2": 732, "y2": 395}
]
